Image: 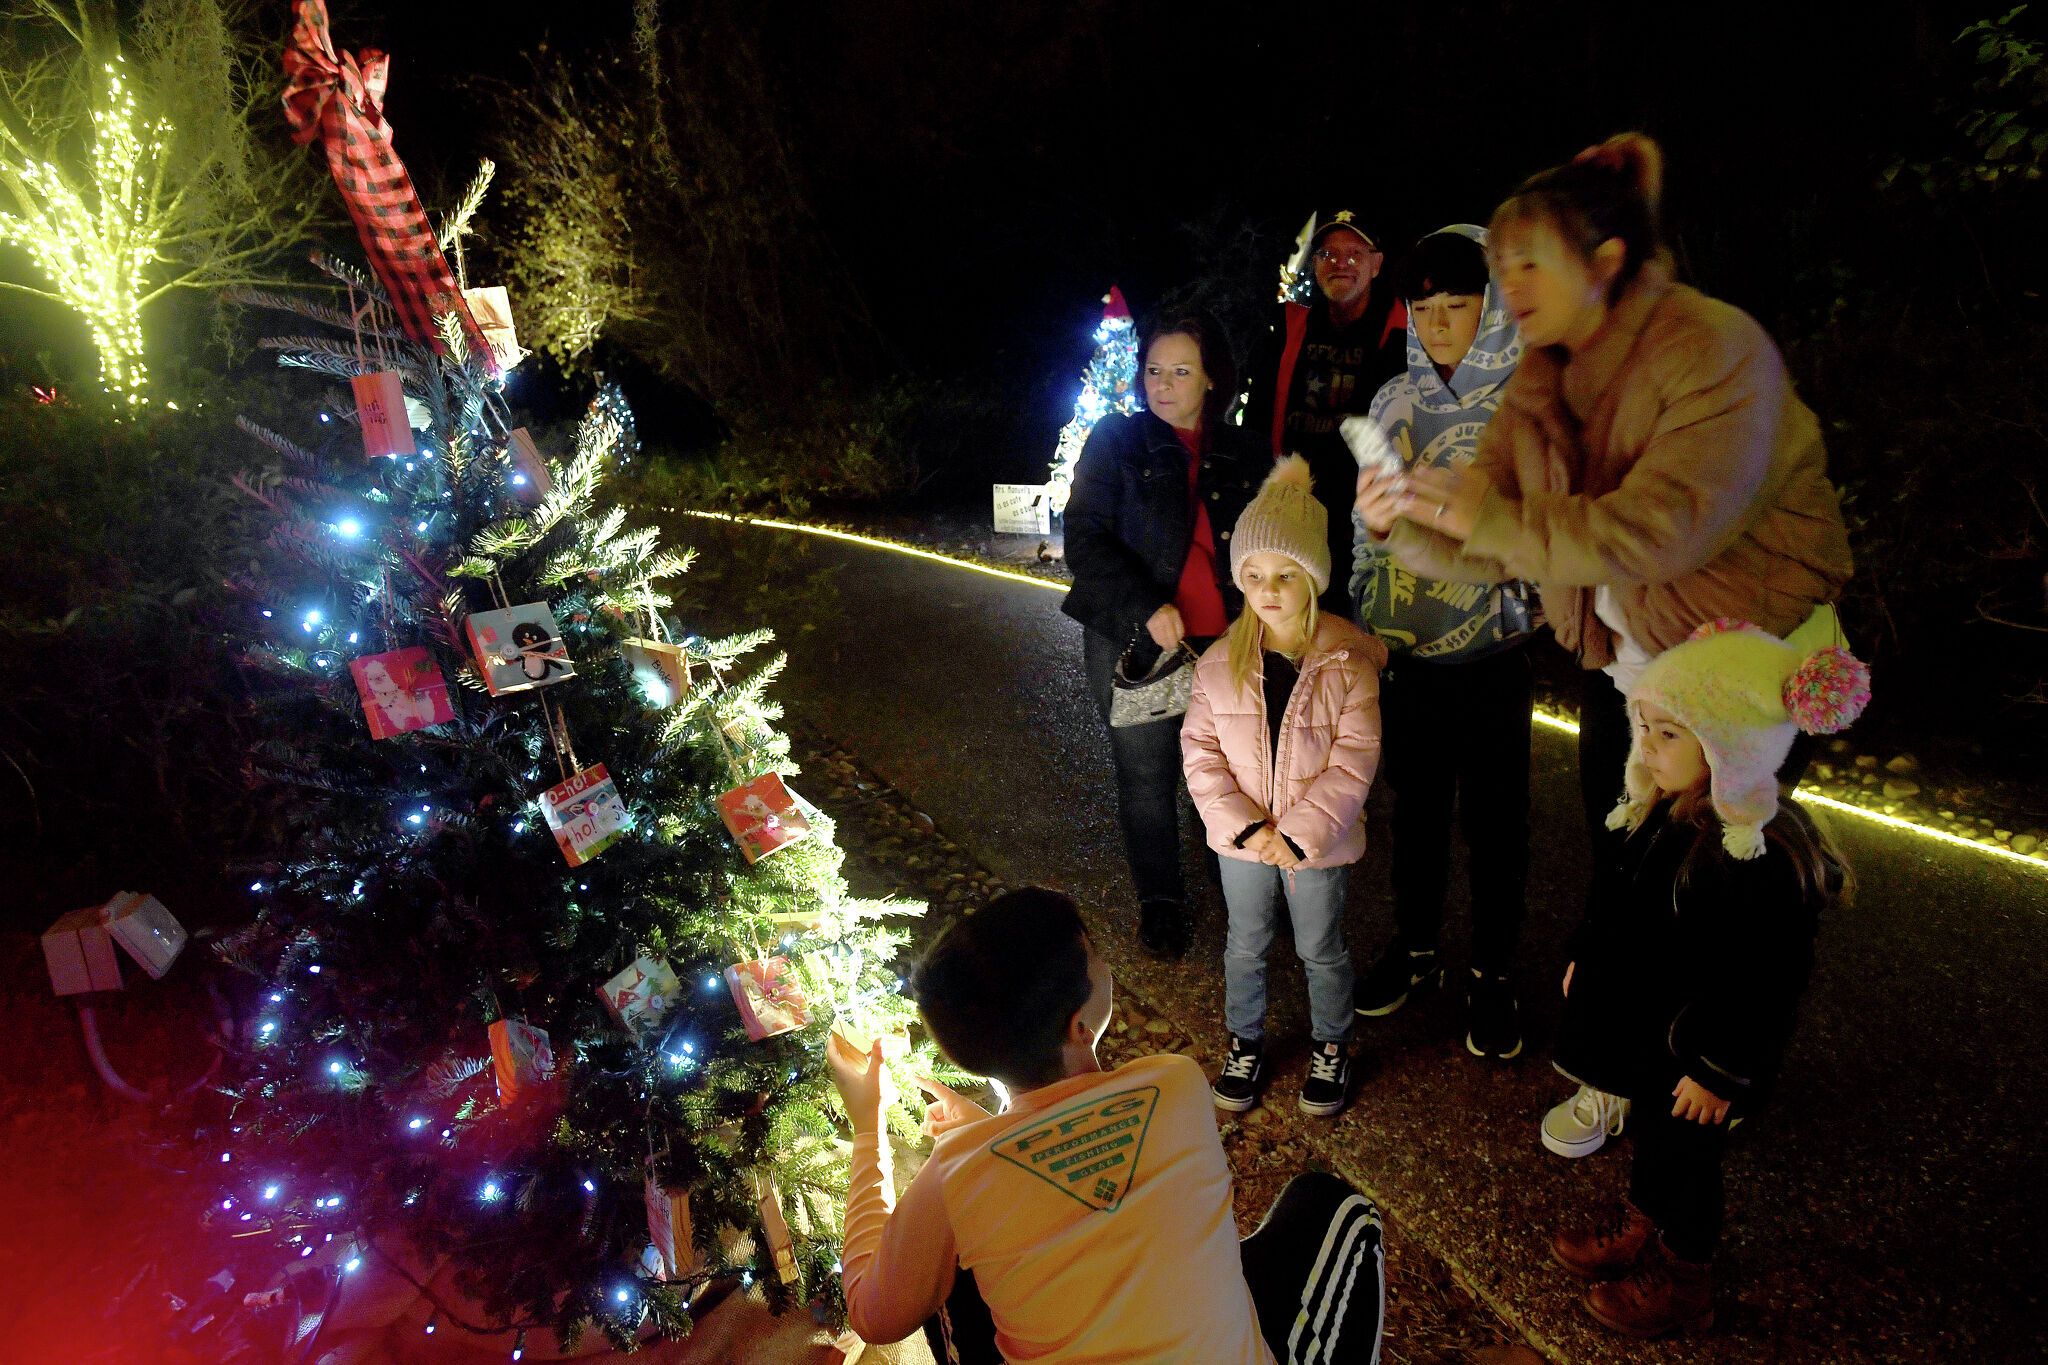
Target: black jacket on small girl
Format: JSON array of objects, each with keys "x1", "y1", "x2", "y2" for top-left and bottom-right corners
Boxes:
[{"x1": 1554, "y1": 799, "x2": 1836, "y2": 1114}]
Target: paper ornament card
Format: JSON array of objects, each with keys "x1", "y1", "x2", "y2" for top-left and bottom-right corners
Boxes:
[
  {"x1": 724, "y1": 956, "x2": 811, "y2": 1041},
  {"x1": 466, "y1": 603, "x2": 575, "y2": 696},
  {"x1": 505, "y1": 427, "x2": 551, "y2": 502},
  {"x1": 461, "y1": 286, "x2": 525, "y2": 371},
  {"x1": 644, "y1": 1168, "x2": 697, "y2": 1281},
  {"x1": 599, "y1": 955, "x2": 682, "y2": 1042},
  {"x1": 717, "y1": 772, "x2": 811, "y2": 865},
  {"x1": 488, "y1": 1018, "x2": 554, "y2": 1105},
  {"x1": 622, "y1": 638, "x2": 689, "y2": 708},
  {"x1": 543, "y1": 764, "x2": 629, "y2": 867},
  {"x1": 350, "y1": 647, "x2": 455, "y2": 739},
  {"x1": 351, "y1": 370, "x2": 415, "y2": 460},
  {"x1": 103, "y1": 892, "x2": 187, "y2": 979},
  {"x1": 42, "y1": 905, "x2": 123, "y2": 996},
  {"x1": 754, "y1": 1170, "x2": 800, "y2": 1285}
]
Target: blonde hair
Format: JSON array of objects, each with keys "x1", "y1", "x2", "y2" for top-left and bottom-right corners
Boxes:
[{"x1": 1226, "y1": 589, "x2": 1318, "y2": 694}]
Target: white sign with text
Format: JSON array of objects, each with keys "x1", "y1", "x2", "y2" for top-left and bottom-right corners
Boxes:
[{"x1": 993, "y1": 483, "x2": 1052, "y2": 535}]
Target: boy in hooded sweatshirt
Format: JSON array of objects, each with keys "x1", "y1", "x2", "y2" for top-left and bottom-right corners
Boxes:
[{"x1": 1346, "y1": 226, "x2": 1541, "y2": 1062}]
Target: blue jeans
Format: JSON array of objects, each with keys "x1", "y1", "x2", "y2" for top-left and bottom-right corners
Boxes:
[{"x1": 1219, "y1": 858, "x2": 1355, "y2": 1044}]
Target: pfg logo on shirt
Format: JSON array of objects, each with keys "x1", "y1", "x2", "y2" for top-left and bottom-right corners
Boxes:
[{"x1": 989, "y1": 1086, "x2": 1161, "y2": 1212}]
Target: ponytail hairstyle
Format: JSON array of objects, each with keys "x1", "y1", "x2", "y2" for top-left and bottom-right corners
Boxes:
[
  {"x1": 1490, "y1": 132, "x2": 1665, "y2": 302},
  {"x1": 1138, "y1": 309, "x2": 1238, "y2": 430}
]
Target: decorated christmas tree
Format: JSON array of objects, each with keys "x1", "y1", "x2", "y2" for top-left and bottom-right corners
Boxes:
[
  {"x1": 1046, "y1": 285, "x2": 1142, "y2": 517},
  {"x1": 210, "y1": 257, "x2": 946, "y2": 1350}
]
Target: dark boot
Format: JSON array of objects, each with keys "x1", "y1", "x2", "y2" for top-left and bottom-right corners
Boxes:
[
  {"x1": 1138, "y1": 899, "x2": 1190, "y2": 960},
  {"x1": 1551, "y1": 1200, "x2": 1654, "y2": 1281},
  {"x1": 1585, "y1": 1235, "x2": 1713, "y2": 1337}
]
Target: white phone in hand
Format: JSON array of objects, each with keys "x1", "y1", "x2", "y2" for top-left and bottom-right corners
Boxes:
[{"x1": 1340, "y1": 415, "x2": 1403, "y2": 480}]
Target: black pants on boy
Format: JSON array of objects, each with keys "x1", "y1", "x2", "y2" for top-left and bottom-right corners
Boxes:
[
  {"x1": 1628, "y1": 1100, "x2": 1731, "y2": 1264},
  {"x1": 1083, "y1": 628, "x2": 1213, "y2": 910},
  {"x1": 925, "y1": 1171, "x2": 1385, "y2": 1365},
  {"x1": 1579, "y1": 668, "x2": 1820, "y2": 839},
  {"x1": 1381, "y1": 647, "x2": 1532, "y2": 973}
]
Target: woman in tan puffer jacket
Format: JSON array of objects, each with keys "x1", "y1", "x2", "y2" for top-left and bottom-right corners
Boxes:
[{"x1": 1357, "y1": 133, "x2": 1853, "y2": 831}]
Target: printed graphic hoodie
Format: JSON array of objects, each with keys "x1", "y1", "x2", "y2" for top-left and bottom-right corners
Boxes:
[{"x1": 1351, "y1": 224, "x2": 1535, "y2": 663}]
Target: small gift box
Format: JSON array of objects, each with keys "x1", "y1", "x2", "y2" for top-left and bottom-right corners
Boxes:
[
  {"x1": 42, "y1": 905, "x2": 123, "y2": 996},
  {"x1": 488, "y1": 1018, "x2": 554, "y2": 1105},
  {"x1": 598, "y1": 955, "x2": 681, "y2": 1042},
  {"x1": 622, "y1": 638, "x2": 689, "y2": 709},
  {"x1": 349, "y1": 646, "x2": 454, "y2": 739},
  {"x1": 351, "y1": 371, "x2": 416, "y2": 460},
  {"x1": 716, "y1": 773, "x2": 811, "y2": 865},
  {"x1": 724, "y1": 956, "x2": 811, "y2": 1041},
  {"x1": 466, "y1": 603, "x2": 575, "y2": 696},
  {"x1": 542, "y1": 764, "x2": 629, "y2": 867}
]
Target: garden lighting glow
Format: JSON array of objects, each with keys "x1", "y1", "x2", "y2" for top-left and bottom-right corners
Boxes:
[{"x1": 694, "y1": 513, "x2": 2047, "y2": 874}]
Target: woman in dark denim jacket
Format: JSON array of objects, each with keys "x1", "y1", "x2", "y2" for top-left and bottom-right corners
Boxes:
[{"x1": 1063, "y1": 309, "x2": 1269, "y2": 958}]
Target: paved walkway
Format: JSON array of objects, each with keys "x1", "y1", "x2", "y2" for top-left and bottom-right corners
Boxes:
[{"x1": 675, "y1": 515, "x2": 2048, "y2": 1364}]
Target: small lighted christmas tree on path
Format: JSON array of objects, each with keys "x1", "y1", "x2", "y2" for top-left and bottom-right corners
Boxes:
[
  {"x1": 212, "y1": 251, "x2": 949, "y2": 1352},
  {"x1": 1047, "y1": 285, "x2": 1141, "y2": 517}
]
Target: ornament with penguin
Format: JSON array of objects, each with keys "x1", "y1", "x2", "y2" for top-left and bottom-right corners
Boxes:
[{"x1": 212, "y1": 239, "x2": 962, "y2": 1354}]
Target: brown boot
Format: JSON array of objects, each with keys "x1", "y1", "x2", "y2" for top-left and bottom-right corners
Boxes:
[
  {"x1": 1550, "y1": 1200, "x2": 1654, "y2": 1281},
  {"x1": 1585, "y1": 1235, "x2": 1713, "y2": 1337}
]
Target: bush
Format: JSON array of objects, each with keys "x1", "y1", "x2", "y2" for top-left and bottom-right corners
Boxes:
[{"x1": 0, "y1": 389, "x2": 266, "y2": 927}]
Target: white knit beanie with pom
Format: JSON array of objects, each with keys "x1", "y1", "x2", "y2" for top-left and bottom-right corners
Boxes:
[
  {"x1": 1229, "y1": 455, "x2": 1330, "y2": 594},
  {"x1": 1608, "y1": 616, "x2": 1872, "y2": 859}
]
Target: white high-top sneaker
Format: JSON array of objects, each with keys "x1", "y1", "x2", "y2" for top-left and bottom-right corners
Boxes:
[{"x1": 1542, "y1": 1084, "x2": 1631, "y2": 1157}]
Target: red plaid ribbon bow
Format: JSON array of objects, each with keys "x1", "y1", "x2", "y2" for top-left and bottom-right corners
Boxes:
[{"x1": 282, "y1": 0, "x2": 496, "y2": 372}]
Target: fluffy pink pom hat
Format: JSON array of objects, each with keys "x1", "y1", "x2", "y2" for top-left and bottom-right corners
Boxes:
[{"x1": 1609, "y1": 616, "x2": 1872, "y2": 860}]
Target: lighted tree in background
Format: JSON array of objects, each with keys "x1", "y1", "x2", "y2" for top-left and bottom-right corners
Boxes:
[
  {"x1": 1046, "y1": 285, "x2": 1140, "y2": 517},
  {"x1": 0, "y1": 0, "x2": 326, "y2": 402},
  {"x1": 213, "y1": 255, "x2": 946, "y2": 1351}
]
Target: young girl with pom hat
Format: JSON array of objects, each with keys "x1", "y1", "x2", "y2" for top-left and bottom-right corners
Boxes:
[
  {"x1": 1544, "y1": 619, "x2": 1865, "y2": 1338},
  {"x1": 1181, "y1": 456, "x2": 1388, "y2": 1118}
]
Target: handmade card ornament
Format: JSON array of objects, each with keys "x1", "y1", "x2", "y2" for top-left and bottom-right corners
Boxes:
[
  {"x1": 598, "y1": 955, "x2": 681, "y2": 1041},
  {"x1": 644, "y1": 1167, "x2": 698, "y2": 1282},
  {"x1": 349, "y1": 646, "x2": 455, "y2": 739},
  {"x1": 716, "y1": 773, "x2": 811, "y2": 865},
  {"x1": 724, "y1": 956, "x2": 811, "y2": 1041},
  {"x1": 488, "y1": 1018, "x2": 554, "y2": 1105},
  {"x1": 504, "y1": 428, "x2": 551, "y2": 502},
  {"x1": 753, "y1": 1170, "x2": 800, "y2": 1286},
  {"x1": 622, "y1": 638, "x2": 689, "y2": 709},
  {"x1": 102, "y1": 892, "x2": 187, "y2": 979},
  {"x1": 542, "y1": 764, "x2": 629, "y2": 867},
  {"x1": 461, "y1": 286, "x2": 525, "y2": 371},
  {"x1": 828, "y1": 1015, "x2": 911, "y2": 1062},
  {"x1": 466, "y1": 603, "x2": 575, "y2": 695},
  {"x1": 41, "y1": 905, "x2": 123, "y2": 996},
  {"x1": 350, "y1": 370, "x2": 416, "y2": 459}
]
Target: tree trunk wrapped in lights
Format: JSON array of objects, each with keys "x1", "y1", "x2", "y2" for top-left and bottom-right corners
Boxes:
[{"x1": 214, "y1": 253, "x2": 954, "y2": 1353}]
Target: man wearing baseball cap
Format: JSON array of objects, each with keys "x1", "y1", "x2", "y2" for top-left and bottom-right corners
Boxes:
[{"x1": 1243, "y1": 210, "x2": 1408, "y2": 615}]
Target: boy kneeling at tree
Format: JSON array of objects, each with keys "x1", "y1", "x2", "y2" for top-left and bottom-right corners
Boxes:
[{"x1": 829, "y1": 887, "x2": 1384, "y2": 1364}]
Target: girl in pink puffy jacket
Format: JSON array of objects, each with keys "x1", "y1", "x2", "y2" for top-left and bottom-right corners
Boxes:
[{"x1": 1182, "y1": 456, "x2": 1389, "y2": 1118}]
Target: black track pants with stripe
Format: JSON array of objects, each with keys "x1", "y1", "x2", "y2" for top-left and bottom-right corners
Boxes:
[{"x1": 925, "y1": 1170, "x2": 1385, "y2": 1364}]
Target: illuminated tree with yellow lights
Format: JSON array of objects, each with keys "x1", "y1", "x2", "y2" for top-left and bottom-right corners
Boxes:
[{"x1": 0, "y1": 0, "x2": 329, "y2": 402}]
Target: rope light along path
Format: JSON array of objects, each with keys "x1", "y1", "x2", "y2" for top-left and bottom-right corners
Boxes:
[{"x1": 677, "y1": 509, "x2": 2048, "y2": 877}]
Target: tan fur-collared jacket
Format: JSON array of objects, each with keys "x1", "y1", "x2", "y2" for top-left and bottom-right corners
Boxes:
[{"x1": 1386, "y1": 260, "x2": 1853, "y2": 668}]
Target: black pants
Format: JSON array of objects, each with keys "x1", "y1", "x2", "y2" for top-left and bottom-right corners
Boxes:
[
  {"x1": 1628, "y1": 1100, "x2": 1731, "y2": 1264},
  {"x1": 1084, "y1": 628, "x2": 1205, "y2": 908},
  {"x1": 925, "y1": 1171, "x2": 1385, "y2": 1365},
  {"x1": 1381, "y1": 647, "x2": 1532, "y2": 974},
  {"x1": 1579, "y1": 669, "x2": 1821, "y2": 838}
]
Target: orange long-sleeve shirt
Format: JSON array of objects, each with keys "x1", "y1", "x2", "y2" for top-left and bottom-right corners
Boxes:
[{"x1": 842, "y1": 1054, "x2": 1273, "y2": 1363}]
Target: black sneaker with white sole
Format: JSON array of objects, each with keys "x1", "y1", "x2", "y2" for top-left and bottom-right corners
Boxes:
[
  {"x1": 1354, "y1": 942, "x2": 1441, "y2": 1016},
  {"x1": 1465, "y1": 969, "x2": 1524, "y2": 1060},
  {"x1": 1212, "y1": 1035, "x2": 1265, "y2": 1112},
  {"x1": 1298, "y1": 1040, "x2": 1350, "y2": 1117}
]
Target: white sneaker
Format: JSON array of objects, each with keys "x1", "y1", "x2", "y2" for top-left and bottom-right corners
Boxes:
[{"x1": 1541, "y1": 1084, "x2": 1630, "y2": 1157}]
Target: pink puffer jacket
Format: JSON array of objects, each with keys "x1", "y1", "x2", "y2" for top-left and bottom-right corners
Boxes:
[{"x1": 1180, "y1": 616, "x2": 1388, "y2": 869}]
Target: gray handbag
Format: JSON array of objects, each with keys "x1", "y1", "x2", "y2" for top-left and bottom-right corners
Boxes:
[{"x1": 1109, "y1": 638, "x2": 1199, "y2": 728}]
